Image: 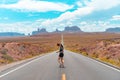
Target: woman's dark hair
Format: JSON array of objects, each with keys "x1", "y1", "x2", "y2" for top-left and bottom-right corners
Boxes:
[
  {"x1": 57, "y1": 43, "x2": 64, "y2": 49},
  {"x1": 57, "y1": 43, "x2": 60, "y2": 46}
]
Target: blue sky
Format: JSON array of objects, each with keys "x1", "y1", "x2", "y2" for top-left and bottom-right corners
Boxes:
[{"x1": 0, "y1": 0, "x2": 120, "y2": 34}]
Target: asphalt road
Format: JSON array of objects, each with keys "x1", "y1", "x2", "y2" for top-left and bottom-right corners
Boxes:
[{"x1": 0, "y1": 50, "x2": 120, "y2": 80}]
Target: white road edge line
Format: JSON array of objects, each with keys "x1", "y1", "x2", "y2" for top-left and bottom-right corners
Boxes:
[
  {"x1": 76, "y1": 51, "x2": 120, "y2": 73},
  {"x1": 0, "y1": 54, "x2": 45, "y2": 78},
  {"x1": 92, "y1": 58, "x2": 120, "y2": 72},
  {"x1": 68, "y1": 50, "x2": 120, "y2": 73},
  {"x1": 80, "y1": 52, "x2": 120, "y2": 73}
]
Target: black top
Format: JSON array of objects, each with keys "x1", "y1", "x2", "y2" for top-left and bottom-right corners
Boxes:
[
  {"x1": 59, "y1": 44, "x2": 64, "y2": 57},
  {"x1": 59, "y1": 44, "x2": 64, "y2": 53}
]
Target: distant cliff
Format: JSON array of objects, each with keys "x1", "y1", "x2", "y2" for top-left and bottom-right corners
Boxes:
[
  {"x1": 32, "y1": 26, "x2": 83, "y2": 35},
  {"x1": 106, "y1": 27, "x2": 120, "y2": 33},
  {"x1": 0, "y1": 32, "x2": 25, "y2": 36},
  {"x1": 54, "y1": 29, "x2": 61, "y2": 33},
  {"x1": 32, "y1": 28, "x2": 48, "y2": 35},
  {"x1": 64, "y1": 26, "x2": 83, "y2": 32}
]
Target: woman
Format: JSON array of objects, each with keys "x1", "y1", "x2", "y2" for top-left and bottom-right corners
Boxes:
[{"x1": 57, "y1": 43, "x2": 64, "y2": 68}]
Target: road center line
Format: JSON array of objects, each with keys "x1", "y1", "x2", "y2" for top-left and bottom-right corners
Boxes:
[{"x1": 61, "y1": 73, "x2": 66, "y2": 80}]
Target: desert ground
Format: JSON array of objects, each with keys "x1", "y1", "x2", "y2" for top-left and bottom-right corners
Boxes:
[
  {"x1": 0, "y1": 32, "x2": 120, "y2": 68},
  {"x1": 0, "y1": 33, "x2": 61, "y2": 65},
  {"x1": 64, "y1": 32, "x2": 120, "y2": 68}
]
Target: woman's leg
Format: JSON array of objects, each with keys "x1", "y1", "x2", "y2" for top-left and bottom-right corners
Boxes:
[
  {"x1": 61, "y1": 57, "x2": 64, "y2": 65},
  {"x1": 58, "y1": 57, "x2": 61, "y2": 64}
]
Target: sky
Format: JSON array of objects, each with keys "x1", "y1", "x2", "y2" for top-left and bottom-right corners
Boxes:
[{"x1": 0, "y1": 0, "x2": 120, "y2": 35}]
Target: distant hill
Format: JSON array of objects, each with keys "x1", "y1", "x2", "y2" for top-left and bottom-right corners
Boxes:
[
  {"x1": 32, "y1": 28, "x2": 48, "y2": 35},
  {"x1": 54, "y1": 26, "x2": 83, "y2": 33},
  {"x1": 54, "y1": 29, "x2": 61, "y2": 33},
  {"x1": 32, "y1": 26, "x2": 83, "y2": 35},
  {"x1": 64, "y1": 26, "x2": 83, "y2": 32},
  {"x1": 106, "y1": 27, "x2": 120, "y2": 33},
  {"x1": 0, "y1": 32, "x2": 25, "y2": 36}
]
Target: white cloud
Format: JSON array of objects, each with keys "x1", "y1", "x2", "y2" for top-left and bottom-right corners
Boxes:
[
  {"x1": 0, "y1": 19, "x2": 119, "y2": 34},
  {"x1": 111, "y1": 15, "x2": 120, "y2": 20},
  {"x1": 76, "y1": 1, "x2": 83, "y2": 7},
  {"x1": 80, "y1": 21, "x2": 120, "y2": 32},
  {"x1": 80, "y1": 21, "x2": 87, "y2": 25},
  {"x1": 38, "y1": 0, "x2": 120, "y2": 31},
  {"x1": 40, "y1": 6, "x2": 93, "y2": 27},
  {"x1": 0, "y1": 0, "x2": 73, "y2": 12},
  {"x1": 0, "y1": 22, "x2": 38, "y2": 35},
  {"x1": 84, "y1": 0, "x2": 91, "y2": 6},
  {"x1": 88, "y1": 0, "x2": 120, "y2": 10},
  {"x1": 0, "y1": 0, "x2": 120, "y2": 33}
]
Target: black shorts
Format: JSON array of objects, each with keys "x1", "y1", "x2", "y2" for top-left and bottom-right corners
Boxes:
[{"x1": 59, "y1": 53, "x2": 64, "y2": 57}]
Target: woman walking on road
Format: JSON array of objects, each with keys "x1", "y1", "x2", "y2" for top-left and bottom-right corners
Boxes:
[{"x1": 57, "y1": 43, "x2": 64, "y2": 68}]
